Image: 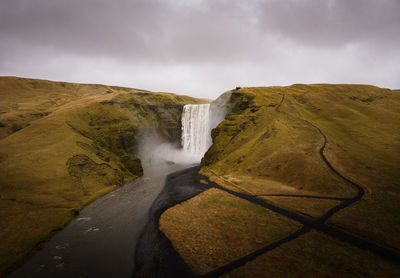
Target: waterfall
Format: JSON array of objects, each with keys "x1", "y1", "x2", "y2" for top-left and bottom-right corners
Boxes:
[{"x1": 181, "y1": 104, "x2": 212, "y2": 156}]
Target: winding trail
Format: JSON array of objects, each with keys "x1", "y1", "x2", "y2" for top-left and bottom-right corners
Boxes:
[
  {"x1": 197, "y1": 93, "x2": 398, "y2": 276},
  {"x1": 134, "y1": 93, "x2": 399, "y2": 277},
  {"x1": 203, "y1": 226, "x2": 310, "y2": 278},
  {"x1": 255, "y1": 194, "x2": 349, "y2": 201},
  {"x1": 199, "y1": 178, "x2": 400, "y2": 277},
  {"x1": 275, "y1": 93, "x2": 365, "y2": 223}
]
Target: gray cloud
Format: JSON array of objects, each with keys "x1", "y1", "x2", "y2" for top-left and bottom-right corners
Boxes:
[
  {"x1": 256, "y1": 0, "x2": 400, "y2": 50},
  {"x1": 0, "y1": 0, "x2": 399, "y2": 98}
]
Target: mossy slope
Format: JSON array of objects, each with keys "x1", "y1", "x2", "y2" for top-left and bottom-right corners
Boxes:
[
  {"x1": 0, "y1": 76, "x2": 207, "y2": 275},
  {"x1": 203, "y1": 85, "x2": 399, "y2": 194},
  {"x1": 201, "y1": 84, "x2": 400, "y2": 248},
  {"x1": 160, "y1": 84, "x2": 399, "y2": 276}
]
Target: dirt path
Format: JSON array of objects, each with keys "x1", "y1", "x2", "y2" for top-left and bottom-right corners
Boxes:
[
  {"x1": 255, "y1": 194, "x2": 349, "y2": 201},
  {"x1": 199, "y1": 178, "x2": 400, "y2": 277},
  {"x1": 275, "y1": 93, "x2": 365, "y2": 222},
  {"x1": 199, "y1": 93, "x2": 398, "y2": 276},
  {"x1": 134, "y1": 163, "x2": 399, "y2": 277},
  {"x1": 134, "y1": 93, "x2": 399, "y2": 277}
]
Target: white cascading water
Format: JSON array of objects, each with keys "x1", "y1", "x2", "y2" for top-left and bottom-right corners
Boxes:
[{"x1": 181, "y1": 104, "x2": 212, "y2": 156}]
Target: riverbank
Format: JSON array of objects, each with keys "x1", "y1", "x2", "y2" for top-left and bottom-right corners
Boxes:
[
  {"x1": 8, "y1": 163, "x2": 190, "y2": 278},
  {"x1": 134, "y1": 167, "x2": 400, "y2": 277},
  {"x1": 0, "y1": 76, "x2": 208, "y2": 276},
  {"x1": 133, "y1": 166, "x2": 210, "y2": 278}
]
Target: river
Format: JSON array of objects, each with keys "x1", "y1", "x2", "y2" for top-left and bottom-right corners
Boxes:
[{"x1": 9, "y1": 163, "x2": 193, "y2": 278}]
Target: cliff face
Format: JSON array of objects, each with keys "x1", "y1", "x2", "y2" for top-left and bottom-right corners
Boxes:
[
  {"x1": 0, "y1": 76, "x2": 207, "y2": 275},
  {"x1": 64, "y1": 91, "x2": 203, "y2": 176}
]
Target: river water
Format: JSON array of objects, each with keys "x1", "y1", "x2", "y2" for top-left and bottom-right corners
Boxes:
[
  {"x1": 10, "y1": 103, "x2": 216, "y2": 277},
  {"x1": 9, "y1": 163, "x2": 193, "y2": 278}
]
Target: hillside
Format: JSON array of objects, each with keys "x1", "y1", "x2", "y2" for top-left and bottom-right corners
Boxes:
[
  {"x1": 0, "y1": 76, "x2": 207, "y2": 276},
  {"x1": 159, "y1": 84, "x2": 400, "y2": 276}
]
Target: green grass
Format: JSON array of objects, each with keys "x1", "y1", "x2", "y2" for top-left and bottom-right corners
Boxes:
[
  {"x1": 3, "y1": 80, "x2": 399, "y2": 276},
  {"x1": 0, "y1": 76, "x2": 207, "y2": 275},
  {"x1": 200, "y1": 84, "x2": 400, "y2": 249},
  {"x1": 156, "y1": 84, "x2": 400, "y2": 276}
]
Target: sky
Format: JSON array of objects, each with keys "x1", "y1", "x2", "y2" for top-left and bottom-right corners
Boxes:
[{"x1": 1, "y1": 0, "x2": 399, "y2": 99}]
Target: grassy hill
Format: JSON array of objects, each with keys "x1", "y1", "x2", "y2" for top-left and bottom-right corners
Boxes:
[
  {"x1": 0, "y1": 76, "x2": 207, "y2": 275},
  {"x1": 160, "y1": 84, "x2": 400, "y2": 276}
]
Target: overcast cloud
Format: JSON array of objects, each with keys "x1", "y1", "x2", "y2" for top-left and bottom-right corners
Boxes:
[{"x1": 1, "y1": 0, "x2": 399, "y2": 98}]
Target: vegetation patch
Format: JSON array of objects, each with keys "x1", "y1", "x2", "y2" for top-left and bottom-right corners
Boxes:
[
  {"x1": 259, "y1": 196, "x2": 341, "y2": 218},
  {"x1": 201, "y1": 84, "x2": 400, "y2": 252},
  {"x1": 329, "y1": 191, "x2": 400, "y2": 250},
  {"x1": 223, "y1": 231, "x2": 400, "y2": 277},
  {"x1": 76, "y1": 141, "x2": 111, "y2": 162},
  {"x1": 67, "y1": 154, "x2": 124, "y2": 194},
  {"x1": 0, "y1": 200, "x2": 72, "y2": 276},
  {"x1": 159, "y1": 188, "x2": 301, "y2": 275},
  {"x1": 0, "y1": 76, "x2": 207, "y2": 275},
  {"x1": 202, "y1": 94, "x2": 354, "y2": 197}
]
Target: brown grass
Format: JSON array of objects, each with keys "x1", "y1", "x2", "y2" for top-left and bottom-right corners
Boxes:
[
  {"x1": 159, "y1": 188, "x2": 301, "y2": 275},
  {"x1": 329, "y1": 190, "x2": 400, "y2": 250},
  {"x1": 223, "y1": 231, "x2": 400, "y2": 277},
  {"x1": 259, "y1": 196, "x2": 341, "y2": 218}
]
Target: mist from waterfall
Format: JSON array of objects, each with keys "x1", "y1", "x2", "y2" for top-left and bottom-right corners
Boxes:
[
  {"x1": 138, "y1": 101, "x2": 226, "y2": 169},
  {"x1": 181, "y1": 104, "x2": 212, "y2": 156}
]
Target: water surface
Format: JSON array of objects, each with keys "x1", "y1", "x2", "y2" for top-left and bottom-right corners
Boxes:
[{"x1": 9, "y1": 163, "x2": 191, "y2": 278}]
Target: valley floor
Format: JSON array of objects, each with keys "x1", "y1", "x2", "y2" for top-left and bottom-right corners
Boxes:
[{"x1": 8, "y1": 163, "x2": 190, "y2": 278}]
